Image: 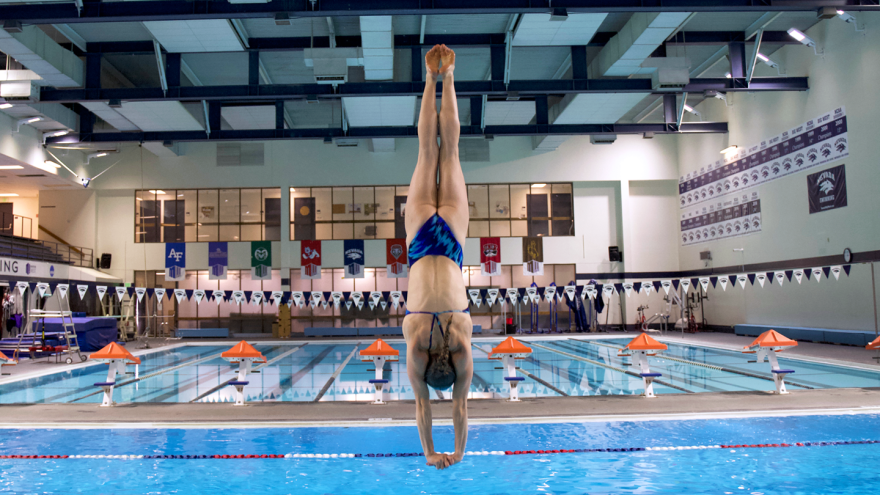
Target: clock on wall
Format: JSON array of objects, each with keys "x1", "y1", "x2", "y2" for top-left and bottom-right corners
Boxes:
[{"x1": 843, "y1": 247, "x2": 852, "y2": 263}]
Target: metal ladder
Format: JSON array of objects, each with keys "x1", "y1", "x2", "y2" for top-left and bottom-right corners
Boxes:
[{"x1": 13, "y1": 288, "x2": 86, "y2": 364}]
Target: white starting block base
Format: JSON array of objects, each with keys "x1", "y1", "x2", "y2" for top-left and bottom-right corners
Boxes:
[
  {"x1": 94, "y1": 359, "x2": 127, "y2": 407},
  {"x1": 755, "y1": 347, "x2": 793, "y2": 394}
]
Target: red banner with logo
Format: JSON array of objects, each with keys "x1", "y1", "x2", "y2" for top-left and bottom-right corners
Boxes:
[
  {"x1": 480, "y1": 237, "x2": 501, "y2": 276},
  {"x1": 386, "y1": 238, "x2": 408, "y2": 278},
  {"x1": 301, "y1": 240, "x2": 322, "y2": 279}
]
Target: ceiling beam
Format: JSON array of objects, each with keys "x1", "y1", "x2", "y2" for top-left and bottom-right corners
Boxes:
[
  {"x1": 61, "y1": 122, "x2": 728, "y2": 144},
  {"x1": 4, "y1": 1, "x2": 879, "y2": 24}
]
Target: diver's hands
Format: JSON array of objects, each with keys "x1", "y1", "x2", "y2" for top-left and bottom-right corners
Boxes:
[
  {"x1": 425, "y1": 452, "x2": 451, "y2": 470},
  {"x1": 447, "y1": 451, "x2": 464, "y2": 466}
]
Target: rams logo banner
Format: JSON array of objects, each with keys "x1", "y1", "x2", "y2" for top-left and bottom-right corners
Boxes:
[
  {"x1": 480, "y1": 237, "x2": 502, "y2": 276},
  {"x1": 679, "y1": 106, "x2": 849, "y2": 210},
  {"x1": 250, "y1": 241, "x2": 272, "y2": 280},
  {"x1": 386, "y1": 238, "x2": 408, "y2": 278}
]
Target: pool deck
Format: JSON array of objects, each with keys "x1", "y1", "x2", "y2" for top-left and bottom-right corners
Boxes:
[{"x1": 1, "y1": 331, "x2": 878, "y2": 427}]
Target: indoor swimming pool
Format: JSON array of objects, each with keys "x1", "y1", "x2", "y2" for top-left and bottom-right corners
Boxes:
[
  {"x1": 0, "y1": 414, "x2": 878, "y2": 493},
  {"x1": 1, "y1": 337, "x2": 879, "y2": 404}
]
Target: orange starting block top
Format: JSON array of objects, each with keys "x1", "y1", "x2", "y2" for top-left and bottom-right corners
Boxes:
[
  {"x1": 89, "y1": 342, "x2": 141, "y2": 364},
  {"x1": 0, "y1": 350, "x2": 16, "y2": 365},
  {"x1": 745, "y1": 330, "x2": 798, "y2": 350},
  {"x1": 488, "y1": 337, "x2": 533, "y2": 359},
  {"x1": 360, "y1": 339, "x2": 400, "y2": 361},
  {"x1": 867, "y1": 335, "x2": 880, "y2": 350},
  {"x1": 623, "y1": 333, "x2": 668, "y2": 352},
  {"x1": 221, "y1": 341, "x2": 267, "y2": 362}
]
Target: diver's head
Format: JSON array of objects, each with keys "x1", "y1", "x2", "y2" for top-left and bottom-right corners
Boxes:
[{"x1": 425, "y1": 352, "x2": 456, "y2": 390}]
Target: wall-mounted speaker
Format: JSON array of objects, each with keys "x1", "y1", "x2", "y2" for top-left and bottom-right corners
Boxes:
[{"x1": 608, "y1": 246, "x2": 622, "y2": 262}]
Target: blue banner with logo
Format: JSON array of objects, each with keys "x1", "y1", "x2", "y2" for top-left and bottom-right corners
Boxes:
[
  {"x1": 344, "y1": 239, "x2": 365, "y2": 279},
  {"x1": 208, "y1": 242, "x2": 228, "y2": 280},
  {"x1": 808, "y1": 164, "x2": 847, "y2": 214},
  {"x1": 165, "y1": 242, "x2": 185, "y2": 281}
]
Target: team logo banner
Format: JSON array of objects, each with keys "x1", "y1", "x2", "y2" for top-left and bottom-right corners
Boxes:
[
  {"x1": 251, "y1": 241, "x2": 272, "y2": 280},
  {"x1": 165, "y1": 243, "x2": 185, "y2": 281},
  {"x1": 680, "y1": 191, "x2": 762, "y2": 246},
  {"x1": 208, "y1": 242, "x2": 228, "y2": 280},
  {"x1": 480, "y1": 237, "x2": 501, "y2": 276},
  {"x1": 344, "y1": 240, "x2": 365, "y2": 279},
  {"x1": 523, "y1": 237, "x2": 544, "y2": 276},
  {"x1": 301, "y1": 240, "x2": 322, "y2": 279},
  {"x1": 386, "y1": 239, "x2": 408, "y2": 278},
  {"x1": 808, "y1": 164, "x2": 847, "y2": 214}
]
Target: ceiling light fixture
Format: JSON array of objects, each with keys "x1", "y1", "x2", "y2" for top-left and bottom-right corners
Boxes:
[
  {"x1": 0, "y1": 103, "x2": 12, "y2": 109},
  {"x1": 725, "y1": 72, "x2": 732, "y2": 78},
  {"x1": 720, "y1": 145, "x2": 738, "y2": 155},
  {"x1": 42, "y1": 129, "x2": 70, "y2": 145},
  {"x1": 15, "y1": 116, "x2": 43, "y2": 133},
  {"x1": 836, "y1": 10, "x2": 865, "y2": 32},
  {"x1": 787, "y1": 27, "x2": 822, "y2": 55},
  {"x1": 148, "y1": 190, "x2": 166, "y2": 194},
  {"x1": 683, "y1": 104, "x2": 701, "y2": 118},
  {"x1": 0, "y1": 193, "x2": 20, "y2": 197},
  {"x1": 531, "y1": 183, "x2": 546, "y2": 188},
  {"x1": 0, "y1": 165, "x2": 23, "y2": 170},
  {"x1": 44, "y1": 160, "x2": 61, "y2": 168}
]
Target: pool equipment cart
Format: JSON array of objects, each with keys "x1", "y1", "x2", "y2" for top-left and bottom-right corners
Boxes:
[
  {"x1": 13, "y1": 287, "x2": 86, "y2": 364},
  {"x1": 868, "y1": 335, "x2": 880, "y2": 362},
  {"x1": 359, "y1": 339, "x2": 399, "y2": 404},
  {"x1": 89, "y1": 342, "x2": 141, "y2": 407},
  {"x1": 221, "y1": 341, "x2": 266, "y2": 406},
  {"x1": 618, "y1": 333, "x2": 668, "y2": 398},
  {"x1": 743, "y1": 329, "x2": 798, "y2": 394},
  {"x1": 488, "y1": 337, "x2": 533, "y2": 401}
]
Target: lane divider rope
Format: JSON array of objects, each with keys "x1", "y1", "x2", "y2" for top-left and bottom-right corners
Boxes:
[{"x1": 1, "y1": 441, "x2": 876, "y2": 460}]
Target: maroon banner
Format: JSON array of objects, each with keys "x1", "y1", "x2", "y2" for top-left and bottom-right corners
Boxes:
[
  {"x1": 480, "y1": 237, "x2": 501, "y2": 276},
  {"x1": 301, "y1": 240, "x2": 321, "y2": 279},
  {"x1": 386, "y1": 238, "x2": 408, "y2": 278}
]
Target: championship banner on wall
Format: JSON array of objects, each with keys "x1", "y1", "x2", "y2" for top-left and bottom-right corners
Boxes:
[
  {"x1": 250, "y1": 241, "x2": 272, "y2": 280},
  {"x1": 680, "y1": 191, "x2": 762, "y2": 246},
  {"x1": 679, "y1": 107, "x2": 849, "y2": 209},
  {"x1": 523, "y1": 237, "x2": 544, "y2": 276},
  {"x1": 208, "y1": 242, "x2": 228, "y2": 280},
  {"x1": 480, "y1": 237, "x2": 501, "y2": 276},
  {"x1": 808, "y1": 164, "x2": 847, "y2": 214},
  {"x1": 386, "y1": 238, "x2": 408, "y2": 278},
  {"x1": 344, "y1": 239, "x2": 365, "y2": 279},
  {"x1": 301, "y1": 240, "x2": 322, "y2": 279},
  {"x1": 165, "y1": 243, "x2": 185, "y2": 281}
]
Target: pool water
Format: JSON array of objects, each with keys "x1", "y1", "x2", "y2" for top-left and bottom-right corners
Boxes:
[
  {"x1": 1, "y1": 414, "x2": 878, "y2": 494},
  {"x1": 1, "y1": 337, "x2": 878, "y2": 404}
]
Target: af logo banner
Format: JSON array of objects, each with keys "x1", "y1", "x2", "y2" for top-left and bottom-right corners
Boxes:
[
  {"x1": 251, "y1": 241, "x2": 272, "y2": 280},
  {"x1": 344, "y1": 240, "x2": 365, "y2": 279},
  {"x1": 301, "y1": 240, "x2": 322, "y2": 279},
  {"x1": 808, "y1": 164, "x2": 847, "y2": 214},
  {"x1": 386, "y1": 238, "x2": 407, "y2": 278},
  {"x1": 208, "y1": 242, "x2": 228, "y2": 280},
  {"x1": 165, "y1": 243, "x2": 185, "y2": 281},
  {"x1": 480, "y1": 237, "x2": 501, "y2": 276},
  {"x1": 523, "y1": 237, "x2": 544, "y2": 276}
]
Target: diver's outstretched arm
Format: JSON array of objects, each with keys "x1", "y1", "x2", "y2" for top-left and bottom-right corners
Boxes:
[
  {"x1": 406, "y1": 337, "x2": 450, "y2": 470},
  {"x1": 436, "y1": 45, "x2": 469, "y2": 243},
  {"x1": 447, "y1": 341, "x2": 473, "y2": 466}
]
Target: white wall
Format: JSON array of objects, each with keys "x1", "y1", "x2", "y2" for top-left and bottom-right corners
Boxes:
[
  {"x1": 679, "y1": 12, "x2": 880, "y2": 332},
  {"x1": 2, "y1": 196, "x2": 38, "y2": 238},
  {"x1": 37, "y1": 190, "x2": 95, "y2": 249}
]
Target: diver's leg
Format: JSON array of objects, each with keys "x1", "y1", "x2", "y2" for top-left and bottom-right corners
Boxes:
[
  {"x1": 405, "y1": 45, "x2": 443, "y2": 241},
  {"x1": 436, "y1": 46, "x2": 469, "y2": 243}
]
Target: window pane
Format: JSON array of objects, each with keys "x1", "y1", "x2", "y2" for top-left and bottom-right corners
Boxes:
[
  {"x1": 198, "y1": 189, "x2": 219, "y2": 242},
  {"x1": 240, "y1": 189, "x2": 261, "y2": 226},
  {"x1": 220, "y1": 225, "x2": 240, "y2": 242},
  {"x1": 316, "y1": 223, "x2": 333, "y2": 240},
  {"x1": 489, "y1": 220, "x2": 510, "y2": 237},
  {"x1": 375, "y1": 222, "x2": 395, "y2": 239},
  {"x1": 467, "y1": 184, "x2": 488, "y2": 220},
  {"x1": 263, "y1": 188, "x2": 281, "y2": 241},
  {"x1": 468, "y1": 220, "x2": 489, "y2": 237},
  {"x1": 158, "y1": 190, "x2": 181, "y2": 243},
  {"x1": 241, "y1": 224, "x2": 262, "y2": 242},
  {"x1": 333, "y1": 187, "x2": 353, "y2": 221},
  {"x1": 489, "y1": 184, "x2": 510, "y2": 218},
  {"x1": 375, "y1": 186, "x2": 395, "y2": 224},
  {"x1": 313, "y1": 188, "x2": 332, "y2": 221},
  {"x1": 333, "y1": 222, "x2": 353, "y2": 239},
  {"x1": 219, "y1": 189, "x2": 239, "y2": 223},
  {"x1": 511, "y1": 220, "x2": 528, "y2": 237},
  {"x1": 510, "y1": 184, "x2": 529, "y2": 221},
  {"x1": 136, "y1": 190, "x2": 158, "y2": 243},
  {"x1": 290, "y1": 187, "x2": 310, "y2": 240}
]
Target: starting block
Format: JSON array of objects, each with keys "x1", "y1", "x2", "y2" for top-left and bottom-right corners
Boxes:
[
  {"x1": 867, "y1": 335, "x2": 880, "y2": 362},
  {"x1": 488, "y1": 337, "x2": 532, "y2": 402},
  {"x1": 89, "y1": 342, "x2": 141, "y2": 407},
  {"x1": 221, "y1": 341, "x2": 267, "y2": 406},
  {"x1": 360, "y1": 339, "x2": 399, "y2": 404},
  {"x1": 618, "y1": 333, "x2": 668, "y2": 398},
  {"x1": 0, "y1": 350, "x2": 16, "y2": 367},
  {"x1": 743, "y1": 329, "x2": 798, "y2": 394}
]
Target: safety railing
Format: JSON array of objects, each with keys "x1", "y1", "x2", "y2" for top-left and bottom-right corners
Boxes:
[
  {"x1": 0, "y1": 230, "x2": 94, "y2": 268},
  {"x1": 0, "y1": 212, "x2": 32, "y2": 239}
]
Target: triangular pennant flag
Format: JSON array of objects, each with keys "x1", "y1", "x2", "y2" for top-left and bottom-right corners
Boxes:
[
  {"x1": 699, "y1": 278, "x2": 709, "y2": 292},
  {"x1": 286, "y1": 298, "x2": 293, "y2": 309},
  {"x1": 263, "y1": 291, "x2": 273, "y2": 305},
  {"x1": 671, "y1": 279, "x2": 680, "y2": 291},
  {"x1": 154, "y1": 288, "x2": 166, "y2": 302},
  {"x1": 114, "y1": 286, "x2": 126, "y2": 301},
  {"x1": 719, "y1": 276, "x2": 729, "y2": 291},
  {"x1": 843, "y1": 265, "x2": 851, "y2": 276},
  {"x1": 96, "y1": 286, "x2": 107, "y2": 301},
  {"x1": 468, "y1": 289, "x2": 482, "y2": 308},
  {"x1": 564, "y1": 286, "x2": 576, "y2": 302},
  {"x1": 556, "y1": 289, "x2": 565, "y2": 303},
  {"x1": 233, "y1": 290, "x2": 244, "y2": 305},
  {"x1": 126, "y1": 287, "x2": 135, "y2": 299},
  {"x1": 613, "y1": 283, "x2": 624, "y2": 295},
  {"x1": 544, "y1": 286, "x2": 556, "y2": 302},
  {"x1": 633, "y1": 282, "x2": 642, "y2": 294},
  {"x1": 17, "y1": 281, "x2": 29, "y2": 296},
  {"x1": 602, "y1": 284, "x2": 614, "y2": 299},
  {"x1": 525, "y1": 287, "x2": 538, "y2": 303},
  {"x1": 486, "y1": 288, "x2": 500, "y2": 306},
  {"x1": 794, "y1": 269, "x2": 804, "y2": 284},
  {"x1": 785, "y1": 270, "x2": 793, "y2": 282},
  {"x1": 506, "y1": 288, "x2": 520, "y2": 305},
  {"x1": 822, "y1": 266, "x2": 831, "y2": 279},
  {"x1": 679, "y1": 279, "x2": 690, "y2": 294},
  {"x1": 747, "y1": 273, "x2": 756, "y2": 286},
  {"x1": 709, "y1": 276, "x2": 718, "y2": 289},
  {"x1": 310, "y1": 292, "x2": 323, "y2": 308},
  {"x1": 135, "y1": 287, "x2": 146, "y2": 302},
  {"x1": 194, "y1": 290, "x2": 205, "y2": 305},
  {"x1": 660, "y1": 280, "x2": 671, "y2": 295},
  {"x1": 351, "y1": 292, "x2": 364, "y2": 310},
  {"x1": 57, "y1": 284, "x2": 69, "y2": 300},
  {"x1": 322, "y1": 299, "x2": 329, "y2": 310},
  {"x1": 345, "y1": 300, "x2": 353, "y2": 310},
  {"x1": 642, "y1": 282, "x2": 653, "y2": 295},
  {"x1": 755, "y1": 273, "x2": 766, "y2": 287},
  {"x1": 244, "y1": 291, "x2": 253, "y2": 304},
  {"x1": 380, "y1": 301, "x2": 387, "y2": 310},
  {"x1": 775, "y1": 271, "x2": 786, "y2": 286},
  {"x1": 812, "y1": 267, "x2": 823, "y2": 283},
  {"x1": 728, "y1": 275, "x2": 737, "y2": 287},
  {"x1": 765, "y1": 272, "x2": 774, "y2": 285},
  {"x1": 212, "y1": 290, "x2": 224, "y2": 305},
  {"x1": 252, "y1": 291, "x2": 264, "y2": 306},
  {"x1": 28, "y1": 282, "x2": 36, "y2": 294},
  {"x1": 370, "y1": 291, "x2": 383, "y2": 308},
  {"x1": 174, "y1": 289, "x2": 186, "y2": 303},
  {"x1": 737, "y1": 274, "x2": 748, "y2": 288},
  {"x1": 622, "y1": 283, "x2": 633, "y2": 297},
  {"x1": 36, "y1": 282, "x2": 49, "y2": 297},
  {"x1": 272, "y1": 291, "x2": 284, "y2": 306},
  {"x1": 388, "y1": 291, "x2": 399, "y2": 309},
  {"x1": 146, "y1": 288, "x2": 154, "y2": 299},
  {"x1": 291, "y1": 291, "x2": 304, "y2": 308}
]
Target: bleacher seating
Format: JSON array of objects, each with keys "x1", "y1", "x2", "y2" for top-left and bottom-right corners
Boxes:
[
  {"x1": 0, "y1": 234, "x2": 70, "y2": 265},
  {"x1": 735, "y1": 324, "x2": 876, "y2": 347}
]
